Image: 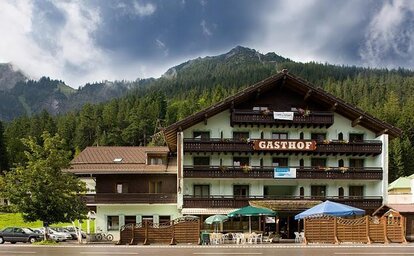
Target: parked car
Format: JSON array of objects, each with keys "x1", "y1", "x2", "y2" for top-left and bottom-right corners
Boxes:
[
  {"x1": 32, "y1": 228, "x2": 67, "y2": 242},
  {"x1": 64, "y1": 226, "x2": 86, "y2": 239},
  {"x1": 0, "y1": 227, "x2": 42, "y2": 244},
  {"x1": 50, "y1": 227, "x2": 75, "y2": 240}
]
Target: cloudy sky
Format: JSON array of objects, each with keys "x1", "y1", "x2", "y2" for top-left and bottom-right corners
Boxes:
[{"x1": 1, "y1": 0, "x2": 414, "y2": 88}]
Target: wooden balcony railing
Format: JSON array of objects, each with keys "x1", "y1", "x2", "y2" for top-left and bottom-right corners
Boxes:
[
  {"x1": 296, "y1": 167, "x2": 383, "y2": 180},
  {"x1": 183, "y1": 138, "x2": 382, "y2": 155},
  {"x1": 183, "y1": 165, "x2": 383, "y2": 180},
  {"x1": 84, "y1": 193, "x2": 177, "y2": 204},
  {"x1": 231, "y1": 109, "x2": 334, "y2": 128},
  {"x1": 183, "y1": 195, "x2": 383, "y2": 211}
]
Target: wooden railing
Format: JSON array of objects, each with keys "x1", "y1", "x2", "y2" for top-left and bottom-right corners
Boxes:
[
  {"x1": 183, "y1": 165, "x2": 383, "y2": 180},
  {"x1": 183, "y1": 138, "x2": 382, "y2": 155},
  {"x1": 183, "y1": 195, "x2": 383, "y2": 210},
  {"x1": 84, "y1": 193, "x2": 177, "y2": 204},
  {"x1": 231, "y1": 109, "x2": 334, "y2": 127}
]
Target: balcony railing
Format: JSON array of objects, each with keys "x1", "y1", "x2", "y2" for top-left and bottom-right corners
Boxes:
[
  {"x1": 183, "y1": 165, "x2": 383, "y2": 180},
  {"x1": 296, "y1": 167, "x2": 383, "y2": 180},
  {"x1": 231, "y1": 109, "x2": 334, "y2": 128},
  {"x1": 183, "y1": 138, "x2": 382, "y2": 155},
  {"x1": 84, "y1": 193, "x2": 177, "y2": 204},
  {"x1": 183, "y1": 195, "x2": 382, "y2": 211}
]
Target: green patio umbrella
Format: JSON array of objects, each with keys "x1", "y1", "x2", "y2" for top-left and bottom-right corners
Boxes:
[
  {"x1": 227, "y1": 206, "x2": 276, "y2": 233},
  {"x1": 204, "y1": 214, "x2": 229, "y2": 232}
]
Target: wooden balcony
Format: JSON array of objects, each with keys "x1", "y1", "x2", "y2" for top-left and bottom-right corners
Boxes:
[
  {"x1": 231, "y1": 109, "x2": 334, "y2": 128},
  {"x1": 183, "y1": 195, "x2": 382, "y2": 211},
  {"x1": 183, "y1": 138, "x2": 382, "y2": 156},
  {"x1": 296, "y1": 167, "x2": 383, "y2": 180},
  {"x1": 184, "y1": 138, "x2": 252, "y2": 152},
  {"x1": 84, "y1": 193, "x2": 177, "y2": 204},
  {"x1": 183, "y1": 165, "x2": 383, "y2": 180},
  {"x1": 314, "y1": 140, "x2": 382, "y2": 155}
]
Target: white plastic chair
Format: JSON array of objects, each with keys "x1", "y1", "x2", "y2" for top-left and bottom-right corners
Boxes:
[{"x1": 294, "y1": 232, "x2": 300, "y2": 243}]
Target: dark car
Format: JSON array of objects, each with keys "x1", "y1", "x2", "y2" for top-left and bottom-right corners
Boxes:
[{"x1": 0, "y1": 227, "x2": 42, "y2": 244}]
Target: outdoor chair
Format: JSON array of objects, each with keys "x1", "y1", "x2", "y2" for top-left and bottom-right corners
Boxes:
[{"x1": 294, "y1": 232, "x2": 300, "y2": 243}]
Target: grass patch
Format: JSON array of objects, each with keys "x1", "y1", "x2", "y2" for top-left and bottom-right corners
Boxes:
[
  {"x1": 33, "y1": 239, "x2": 58, "y2": 245},
  {"x1": 0, "y1": 213, "x2": 95, "y2": 231}
]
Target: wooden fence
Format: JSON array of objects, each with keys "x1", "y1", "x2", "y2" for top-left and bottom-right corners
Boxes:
[
  {"x1": 304, "y1": 212, "x2": 406, "y2": 244},
  {"x1": 119, "y1": 216, "x2": 200, "y2": 245}
]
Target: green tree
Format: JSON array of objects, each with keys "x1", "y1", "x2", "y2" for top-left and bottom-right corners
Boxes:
[
  {"x1": 0, "y1": 121, "x2": 8, "y2": 172},
  {"x1": 0, "y1": 132, "x2": 87, "y2": 238}
]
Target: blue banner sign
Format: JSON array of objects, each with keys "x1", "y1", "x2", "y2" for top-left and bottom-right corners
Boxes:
[{"x1": 274, "y1": 167, "x2": 296, "y2": 178}]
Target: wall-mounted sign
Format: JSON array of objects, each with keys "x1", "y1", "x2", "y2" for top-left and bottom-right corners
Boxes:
[
  {"x1": 274, "y1": 167, "x2": 296, "y2": 178},
  {"x1": 253, "y1": 140, "x2": 317, "y2": 151}
]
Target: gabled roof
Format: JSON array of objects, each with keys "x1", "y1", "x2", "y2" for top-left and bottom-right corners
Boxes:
[
  {"x1": 163, "y1": 70, "x2": 402, "y2": 151},
  {"x1": 66, "y1": 146, "x2": 176, "y2": 174},
  {"x1": 388, "y1": 177, "x2": 412, "y2": 191}
]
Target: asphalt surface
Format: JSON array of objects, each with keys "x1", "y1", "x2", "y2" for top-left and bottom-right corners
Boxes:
[{"x1": 0, "y1": 243, "x2": 414, "y2": 256}]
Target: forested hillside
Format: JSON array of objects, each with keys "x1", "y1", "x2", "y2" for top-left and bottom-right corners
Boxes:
[{"x1": 1, "y1": 46, "x2": 414, "y2": 181}]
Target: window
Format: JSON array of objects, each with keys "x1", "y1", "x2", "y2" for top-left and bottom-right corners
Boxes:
[
  {"x1": 338, "y1": 159, "x2": 344, "y2": 167},
  {"x1": 234, "y1": 185, "x2": 249, "y2": 197},
  {"x1": 311, "y1": 133, "x2": 326, "y2": 142},
  {"x1": 299, "y1": 159, "x2": 304, "y2": 167},
  {"x1": 159, "y1": 215, "x2": 171, "y2": 223},
  {"x1": 299, "y1": 132, "x2": 304, "y2": 140},
  {"x1": 233, "y1": 157, "x2": 249, "y2": 166},
  {"x1": 233, "y1": 131, "x2": 249, "y2": 141},
  {"x1": 142, "y1": 215, "x2": 153, "y2": 224},
  {"x1": 349, "y1": 159, "x2": 364, "y2": 168},
  {"x1": 349, "y1": 186, "x2": 364, "y2": 198},
  {"x1": 125, "y1": 216, "x2": 136, "y2": 225},
  {"x1": 349, "y1": 133, "x2": 364, "y2": 142},
  {"x1": 116, "y1": 183, "x2": 128, "y2": 193},
  {"x1": 311, "y1": 158, "x2": 327, "y2": 168},
  {"x1": 300, "y1": 187, "x2": 304, "y2": 199},
  {"x1": 193, "y1": 131, "x2": 210, "y2": 140},
  {"x1": 338, "y1": 187, "x2": 344, "y2": 199},
  {"x1": 193, "y1": 156, "x2": 210, "y2": 166},
  {"x1": 311, "y1": 185, "x2": 326, "y2": 198},
  {"x1": 338, "y1": 132, "x2": 344, "y2": 141},
  {"x1": 149, "y1": 157, "x2": 164, "y2": 165},
  {"x1": 272, "y1": 158, "x2": 288, "y2": 167},
  {"x1": 3, "y1": 227, "x2": 13, "y2": 233},
  {"x1": 253, "y1": 106, "x2": 269, "y2": 111},
  {"x1": 194, "y1": 185, "x2": 210, "y2": 198},
  {"x1": 149, "y1": 181, "x2": 162, "y2": 193},
  {"x1": 107, "y1": 216, "x2": 119, "y2": 231},
  {"x1": 272, "y1": 132, "x2": 288, "y2": 139}
]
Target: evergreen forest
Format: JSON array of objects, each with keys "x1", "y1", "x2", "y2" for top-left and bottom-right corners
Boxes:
[{"x1": 1, "y1": 46, "x2": 414, "y2": 182}]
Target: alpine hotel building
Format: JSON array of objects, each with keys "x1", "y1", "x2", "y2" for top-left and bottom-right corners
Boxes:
[
  {"x1": 163, "y1": 70, "x2": 401, "y2": 238},
  {"x1": 69, "y1": 70, "x2": 401, "y2": 240}
]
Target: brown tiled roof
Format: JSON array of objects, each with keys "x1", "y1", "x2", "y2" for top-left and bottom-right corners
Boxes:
[
  {"x1": 67, "y1": 146, "x2": 176, "y2": 174},
  {"x1": 163, "y1": 70, "x2": 402, "y2": 151}
]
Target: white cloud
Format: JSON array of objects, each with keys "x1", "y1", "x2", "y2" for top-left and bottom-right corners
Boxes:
[
  {"x1": 132, "y1": 1, "x2": 156, "y2": 16},
  {"x1": 200, "y1": 20, "x2": 212, "y2": 37},
  {"x1": 156, "y1": 39, "x2": 169, "y2": 56},
  {"x1": 360, "y1": 0, "x2": 414, "y2": 68},
  {"x1": 247, "y1": 0, "x2": 371, "y2": 65}
]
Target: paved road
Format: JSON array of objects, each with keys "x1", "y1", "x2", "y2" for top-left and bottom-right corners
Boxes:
[{"x1": 0, "y1": 244, "x2": 414, "y2": 256}]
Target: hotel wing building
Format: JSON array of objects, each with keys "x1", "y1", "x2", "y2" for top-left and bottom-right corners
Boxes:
[{"x1": 163, "y1": 70, "x2": 401, "y2": 238}]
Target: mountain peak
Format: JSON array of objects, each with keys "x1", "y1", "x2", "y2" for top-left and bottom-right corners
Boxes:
[{"x1": 0, "y1": 63, "x2": 27, "y2": 91}]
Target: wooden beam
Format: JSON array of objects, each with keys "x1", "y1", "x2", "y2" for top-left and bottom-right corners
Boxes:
[
  {"x1": 376, "y1": 129, "x2": 388, "y2": 137},
  {"x1": 304, "y1": 89, "x2": 312, "y2": 101},
  {"x1": 352, "y1": 116, "x2": 363, "y2": 127},
  {"x1": 330, "y1": 102, "x2": 338, "y2": 111}
]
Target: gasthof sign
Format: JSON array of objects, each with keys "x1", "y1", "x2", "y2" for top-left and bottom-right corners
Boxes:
[{"x1": 253, "y1": 140, "x2": 317, "y2": 151}]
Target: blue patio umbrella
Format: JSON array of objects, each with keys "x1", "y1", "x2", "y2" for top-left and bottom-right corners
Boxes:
[{"x1": 294, "y1": 200, "x2": 365, "y2": 220}]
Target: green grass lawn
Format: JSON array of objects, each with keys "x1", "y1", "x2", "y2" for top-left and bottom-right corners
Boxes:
[{"x1": 0, "y1": 213, "x2": 95, "y2": 232}]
